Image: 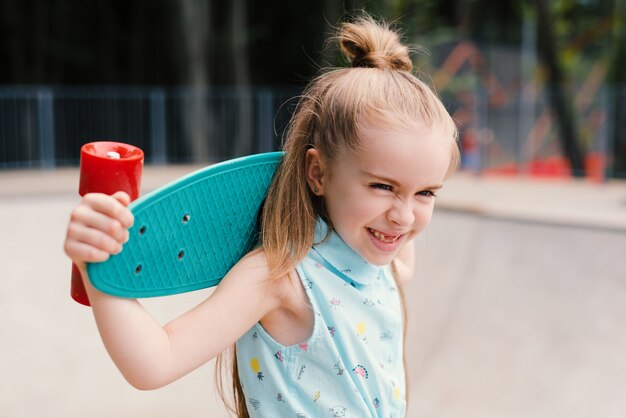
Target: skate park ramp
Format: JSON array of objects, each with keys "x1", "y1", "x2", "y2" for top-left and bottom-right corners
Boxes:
[{"x1": 1, "y1": 167, "x2": 625, "y2": 418}]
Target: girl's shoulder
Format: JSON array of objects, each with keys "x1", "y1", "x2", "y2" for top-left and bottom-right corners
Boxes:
[
  {"x1": 238, "y1": 249, "x2": 314, "y2": 346},
  {"x1": 226, "y1": 249, "x2": 311, "y2": 342},
  {"x1": 204, "y1": 249, "x2": 295, "y2": 340},
  {"x1": 392, "y1": 239, "x2": 416, "y2": 286},
  {"x1": 228, "y1": 248, "x2": 297, "y2": 304}
]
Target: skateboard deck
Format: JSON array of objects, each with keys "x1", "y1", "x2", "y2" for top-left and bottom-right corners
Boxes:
[{"x1": 86, "y1": 152, "x2": 283, "y2": 298}]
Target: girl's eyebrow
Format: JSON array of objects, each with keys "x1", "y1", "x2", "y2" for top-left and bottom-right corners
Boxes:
[{"x1": 360, "y1": 170, "x2": 443, "y2": 190}]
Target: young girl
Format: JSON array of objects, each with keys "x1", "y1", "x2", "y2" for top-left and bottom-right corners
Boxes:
[{"x1": 64, "y1": 15, "x2": 459, "y2": 417}]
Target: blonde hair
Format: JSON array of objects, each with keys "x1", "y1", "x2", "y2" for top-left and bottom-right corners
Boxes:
[{"x1": 217, "y1": 14, "x2": 460, "y2": 417}]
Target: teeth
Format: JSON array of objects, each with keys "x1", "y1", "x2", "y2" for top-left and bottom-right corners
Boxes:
[{"x1": 369, "y1": 228, "x2": 397, "y2": 243}]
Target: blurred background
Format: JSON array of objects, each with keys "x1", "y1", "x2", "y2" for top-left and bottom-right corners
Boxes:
[
  {"x1": 2, "y1": 1, "x2": 626, "y2": 417},
  {"x1": 1, "y1": 0, "x2": 625, "y2": 179}
]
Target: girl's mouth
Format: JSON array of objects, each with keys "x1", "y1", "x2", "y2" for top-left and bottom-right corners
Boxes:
[{"x1": 367, "y1": 228, "x2": 401, "y2": 243}]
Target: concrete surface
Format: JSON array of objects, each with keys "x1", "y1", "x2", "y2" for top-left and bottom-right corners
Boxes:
[{"x1": 1, "y1": 165, "x2": 625, "y2": 417}]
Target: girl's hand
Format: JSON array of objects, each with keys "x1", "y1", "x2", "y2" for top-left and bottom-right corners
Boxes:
[{"x1": 64, "y1": 191, "x2": 134, "y2": 270}]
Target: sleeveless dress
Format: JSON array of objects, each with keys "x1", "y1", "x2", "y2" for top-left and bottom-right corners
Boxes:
[{"x1": 236, "y1": 220, "x2": 406, "y2": 417}]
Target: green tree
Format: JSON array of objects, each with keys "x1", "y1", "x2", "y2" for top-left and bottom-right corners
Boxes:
[
  {"x1": 535, "y1": 0, "x2": 585, "y2": 176},
  {"x1": 608, "y1": 0, "x2": 626, "y2": 176}
]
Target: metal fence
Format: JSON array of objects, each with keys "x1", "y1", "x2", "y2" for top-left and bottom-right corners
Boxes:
[
  {"x1": 0, "y1": 85, "x2": 623, "y2": 179},
  {"x1": 0, "y1": 86, "x2": 298, "y2": 169},
  {"x1": 450, "y1": 85, "x2": 624, "y2": 180}
]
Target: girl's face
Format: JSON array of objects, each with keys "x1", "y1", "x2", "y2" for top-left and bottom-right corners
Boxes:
[{"x1": 307, "y1": 118, "x2": 452, "y2": 266}]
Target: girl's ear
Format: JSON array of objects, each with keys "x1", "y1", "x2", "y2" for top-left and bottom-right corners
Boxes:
[{"x1": 305, "y1": 148, "x2": 326, "y2": 195}]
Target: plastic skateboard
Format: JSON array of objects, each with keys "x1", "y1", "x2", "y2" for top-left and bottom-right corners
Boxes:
[{"x1": 86, "y1": 152, "x2": 283, "y2": 298}]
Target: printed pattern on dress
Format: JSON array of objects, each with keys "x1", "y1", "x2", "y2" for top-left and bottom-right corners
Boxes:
[{"x1": 235, "y1": 222, "x2": 406, "y2": 417}]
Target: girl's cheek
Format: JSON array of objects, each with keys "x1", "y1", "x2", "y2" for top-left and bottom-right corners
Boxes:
[{"x1": 359, "y1": 200, "x2": 386, "y2": 216}]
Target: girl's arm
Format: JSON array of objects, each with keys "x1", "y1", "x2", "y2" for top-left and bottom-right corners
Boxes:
[{"x1": 65, "y1": 193, "x2": 284, "y2": 390}]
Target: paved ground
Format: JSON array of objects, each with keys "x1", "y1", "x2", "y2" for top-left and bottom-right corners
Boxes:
[{"x1": 2, "y1": 166, "x2": 626, "y2": 417}]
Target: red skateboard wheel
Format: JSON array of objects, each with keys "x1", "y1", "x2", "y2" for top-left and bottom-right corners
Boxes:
[{"x1": 71, "y1": 141, "x2": 144, "y2": 306}]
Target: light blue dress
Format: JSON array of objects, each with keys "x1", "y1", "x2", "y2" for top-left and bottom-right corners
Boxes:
[{"x1": 236, "y1": 220, "x2": 406, "y2": 417}]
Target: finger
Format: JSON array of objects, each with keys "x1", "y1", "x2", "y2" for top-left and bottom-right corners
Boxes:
[
  {"x1": 67, "y1": 222, "x2": 124, "y2": 256},
  {"x1": 83, "y1": 193, "x2": 134, "y2": 229},
  {"x1": 64, "y1": 236, "x2": 113, "y2": 264},
  {"x1": 70, "y1": 204, "x2": 129, "y2": 244},
  {"x1": 111, "y1": 191, "x2": 131, "y2": 207}
]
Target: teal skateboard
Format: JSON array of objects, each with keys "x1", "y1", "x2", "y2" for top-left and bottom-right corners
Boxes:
[{"x1": 86, "y1": 152, "x2": 283, "y2": 298}]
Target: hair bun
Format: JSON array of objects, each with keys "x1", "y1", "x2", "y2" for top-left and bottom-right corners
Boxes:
[{"x1": 338, "y1": 16, "x2": 412, "y2": 71}]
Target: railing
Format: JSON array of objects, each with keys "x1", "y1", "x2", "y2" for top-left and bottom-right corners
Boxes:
[
  {"x1": 451, "y1": 86, "x2": 623, "y2": 180},
  {"x1": 0, "y1": 85, "x2": 623, "y2": 179},
  {"x1": 0, "y1": 86, "x2": 298, "y2": 169}
]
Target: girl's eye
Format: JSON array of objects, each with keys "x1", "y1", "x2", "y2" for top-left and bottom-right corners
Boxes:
[
  {"x1": 417, "y1": 190, "x2": 437, "y2": 198},
  {"x1": 371, "y1": 183, "x2": 393, "y2": 192}
]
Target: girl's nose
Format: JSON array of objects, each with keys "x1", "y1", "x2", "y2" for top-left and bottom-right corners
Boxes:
[{"x1": 387, "y1": 198, "x2": 415, "y2": 227}]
